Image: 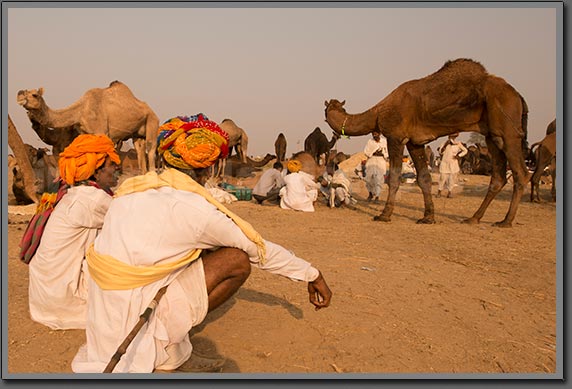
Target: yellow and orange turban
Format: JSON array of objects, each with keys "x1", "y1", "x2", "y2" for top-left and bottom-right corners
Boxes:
[
  {"x1": 58, "y1": 134, "x2": 120, "y2": 186},
  {"x1": 287, "y1": 160, "x2": 302, "y2": 173},
  {"x1": 157, "y1": 114, "x2": 229, "y2": 170}
]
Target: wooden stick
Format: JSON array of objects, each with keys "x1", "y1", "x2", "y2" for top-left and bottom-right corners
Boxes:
[{"x1": 103, "y1": 285, "x2": 169, "y2": 373}]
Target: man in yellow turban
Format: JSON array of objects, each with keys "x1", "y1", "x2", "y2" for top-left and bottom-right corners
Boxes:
[
  {"x1": 73, "y1": 114, "x2": 332, "y2": 373},
  {"x1": 25, "y1": 133, "x2": 121, "y2": 330},
  {"x1": 279, "y1": 159, "x2": 321, "y2": 212}
]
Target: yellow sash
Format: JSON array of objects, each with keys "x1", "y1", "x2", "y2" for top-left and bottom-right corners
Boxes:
[{"x1": 87, "y1": 168, "x2": 266, "y2": 290}]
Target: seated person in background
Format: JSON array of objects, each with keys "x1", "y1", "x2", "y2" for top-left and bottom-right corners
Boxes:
[
  {"x1": 319, "y1": 161, "x2": 353, "y2": 208},
  {"x1": 252, "y1": 161, "x2": 285, "y2": 204},
  {"x1": 23, "y1": 134, "x2": 121, "y2": 330},
  {"x1": 279, "y1": 160, "x2": 320, "y2": 212},
  {"x1": 401, "y1": 156, "x2": 417, "y2": 181}
]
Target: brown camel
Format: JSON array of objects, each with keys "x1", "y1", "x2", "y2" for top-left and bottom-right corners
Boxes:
[
  {"x1": 325, "y1": 58, "x2": 529, "y2": 227},
  {"x1": 29, "y1": 118, "x2": 79, "y2": 158},
  {"x1": 224, "y1": 153, "x2": 276, "y2": 178},
  {"x1": 274, "y1": 133, "x2": 287, "y2": 163},
  {"x1": 9, "y1": 142, "x2": 58, "y2": 205},
  {"x1": 8, "y1": 115, "x2": 39, "y2": 203},
  {"x1": 530, "y1": 119, "x2": 556, "y2": 202},
  {"x1": 304, "y1": 127, "x2": 340, "y2": 165},
  {"x1": 216, "y1": 118, "x2": 249, "y2": 177},
  {"x1": 289, "y1": 151, "x2": 324, "y2": 179},
  {"x1": 17, "y1": 80, "x2": 159, "y2": 173}
]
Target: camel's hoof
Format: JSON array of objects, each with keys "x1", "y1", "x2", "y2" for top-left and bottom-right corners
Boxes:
[
  {"x1": 462, "y1": 218, "x2": 479, "y2": 225},
  {"x1": 492, "y1": 221, "x2": 512, "y2": 228},
  {"x1": 416, "y1": 217, "x2": 435, "y2": 224},
  {"x1": 373, "y1": 215, "x2": 391, "y2": 222}
]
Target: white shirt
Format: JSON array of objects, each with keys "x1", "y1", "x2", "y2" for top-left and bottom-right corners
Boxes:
[
  {"x1": 72, "y1": 186, "x2": 319, "y2": 373},
  {"x1": 252, "y1": 168, "x2": 285, "y2": 196},
  {"x1": 279, "y1": 171, "x2": 320, "y2": 212},
  {"x1": 363, "y1": 137, "x2": 388, "y2": 159},
  {"x1": 28, "y1": 185, "x2": 112, "y2": 330},
  {"x1": 439, "y1": 139, "x2": 468, "y2": 174}
]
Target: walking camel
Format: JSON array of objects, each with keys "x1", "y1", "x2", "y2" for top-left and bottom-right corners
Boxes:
[
  {"x1": 17, "y1": 80, "x2": 159, "y2": 174},
  {"x1": 325, "y1": 58, "x2": 530, "y2": 227},
  {"x1": 530, "y1": 119, "x2": 556, "y2": 202}
]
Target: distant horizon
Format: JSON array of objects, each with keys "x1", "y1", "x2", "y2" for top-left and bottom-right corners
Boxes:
[{"x1": 5, "y1": 3, "x2": 559, "y2": 158}]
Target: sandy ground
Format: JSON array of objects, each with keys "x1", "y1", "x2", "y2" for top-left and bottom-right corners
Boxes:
[{"x1": 6, "y1": 168, "x2": 558, "y2": 376}]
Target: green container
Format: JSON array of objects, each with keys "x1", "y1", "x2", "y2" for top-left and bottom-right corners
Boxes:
[{"x1": 233, "y1": 187, "x2": 252, "y2": 201}]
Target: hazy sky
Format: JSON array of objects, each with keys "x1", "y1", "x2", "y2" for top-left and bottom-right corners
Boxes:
[{"x1": 5, "y1": 3, "x2": 559, "y2": 157}]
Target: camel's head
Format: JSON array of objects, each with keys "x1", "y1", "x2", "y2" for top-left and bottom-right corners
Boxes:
[
  {"x1": 324, "y1": 99, "x2": 346, "y2": 133},
  {"x1": 17, "y1": 88, "x2": 44, "y2": 110},
  {"x1": 324, "y1": 99, "x2": 346, "y2": 114}
]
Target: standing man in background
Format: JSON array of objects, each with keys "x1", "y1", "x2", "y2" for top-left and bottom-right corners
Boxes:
[{"x1": 436, "y1": 133, "x2": 468, "y2": 198}]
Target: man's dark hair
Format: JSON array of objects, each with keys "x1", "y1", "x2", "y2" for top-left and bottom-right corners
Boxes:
[{"x1": 273, "y1": 162, "x2": 283, "y2": 169}]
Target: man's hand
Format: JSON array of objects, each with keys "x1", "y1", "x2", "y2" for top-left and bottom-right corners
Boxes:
[{"x1": 307, "y1": 272, "x2": 332, "y2": 311}]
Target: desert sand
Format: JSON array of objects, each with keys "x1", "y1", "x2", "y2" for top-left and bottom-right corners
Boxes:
[{"x1": 6, "y1": 168, "x2": 557, "y2": 375}]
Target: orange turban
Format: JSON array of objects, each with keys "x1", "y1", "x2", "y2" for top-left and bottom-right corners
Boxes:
[
  {"x1": 58, "y1": 134, "x2": 120, "y2": 185},
  {"x1": 157, "y1": 114, "x2": 229, "y2": 170},
  {"x1": 287, "y1": 160, "x2": 302, "y2": 173}
]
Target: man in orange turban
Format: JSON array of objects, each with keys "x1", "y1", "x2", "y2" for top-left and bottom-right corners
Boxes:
[
  {"x1": 24, "y1": 133, "x2": 121, "y2": 330},
  {"x1": 72, "y1": 114, "x2": 332, "y2": 373},
  {"x1": 58, "y1": 133, "x2": 121, "y2": 190}
]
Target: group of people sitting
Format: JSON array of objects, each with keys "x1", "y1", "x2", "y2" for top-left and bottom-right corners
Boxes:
[
  {"x1": 252, "y1": 128, "x2": 468, "y2": 211},
  {"x1": 20, "y1": 115, "x2": 332, "y2": 374},
  {"x1": 251, "y1": 159, "x2": 354, "y2": 212}
]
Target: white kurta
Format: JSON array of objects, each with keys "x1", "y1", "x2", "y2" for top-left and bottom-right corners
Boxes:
[
  {"x1": 279, "y1": 171, "x2": 320, "y2": 212},
  {"x1": 438, "y1": 140, "x2": 468, "y2": 174},
  {"x1": 28, "y1": 185, "x2": 112, "y2": 330},
  {"x1": 252, "y1": 168, "x2": 285, "y2": 196},
  {"x1": 363, "y1": 138, "x2": 388, "y2": 198},
  {"x1": 72, "y1": 186, "x2": 320, "y2": 373},
  {"x1": 321, "y1": 169, "x2": 352, "y2": 206}
]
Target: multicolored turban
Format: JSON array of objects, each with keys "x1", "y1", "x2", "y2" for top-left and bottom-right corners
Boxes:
[
  {"x1": 157, "y1": 113, "x2": 229, "y2": 169},
  {"x1": 287, "y1": 160, "x2": 303, "y2": 173},
  {"x1": 58, "y1": 134, "x2": 120, "y2": 186}
]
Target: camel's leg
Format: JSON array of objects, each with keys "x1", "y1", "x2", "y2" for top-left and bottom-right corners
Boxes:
[
  {"x1": 133, "y1": 138, "x2": 147, "y2": 174},
  {"x1": 530, "y1": 168, "x2": 542, "y2": 203},
  {"x1": 407, "y1": 143, "x2": 435, "y2": 224},
  {"x1": 550, "y1": 158, "x2": 556, "y2": 202},
  {"x1": 530, "y1": 146, "x2": 553, "y2": 203},
  {"x1": 218, "y1": 159, "x2": 226, "y2": 178},
  {"x1": 464, "y1": 137, "x2": 507, "y2": 225},
  {"x1": 146, "y1": 139, "x2": 156, "y2": 173},
  {"x1": 145, "y1": 117, "x2": 159, "y2": 173},
  {"x1": 240, "y1": 134, "x2": 249, "y2": 164},
  {"x1": 375, "y1": 139, "x2": 404, "y2": 222},
  {"x1": 492, "y1": 139, "x2": 529, "y2": 227}
]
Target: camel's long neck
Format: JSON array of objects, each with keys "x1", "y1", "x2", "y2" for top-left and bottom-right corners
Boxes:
[
  {"x1": 30, "y1": 100, "x2": 83, "y2": 128},
  {"x1": 327, "y1": 106, "x2": 380, "y2": 137}
]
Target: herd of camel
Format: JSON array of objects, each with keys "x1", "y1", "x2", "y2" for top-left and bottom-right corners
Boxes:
[{"x1": 9, "y1": 58, "x2": 556, "y2": 227}]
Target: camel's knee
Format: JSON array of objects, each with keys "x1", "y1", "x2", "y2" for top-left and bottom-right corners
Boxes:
[{"x1": 489, "y1": 178, "x2": 506, "y2": 193}]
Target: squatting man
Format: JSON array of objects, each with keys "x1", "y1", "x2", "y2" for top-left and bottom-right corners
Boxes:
[{"x1": 68, "y1": 114, "x2": 333, "y2": 373}]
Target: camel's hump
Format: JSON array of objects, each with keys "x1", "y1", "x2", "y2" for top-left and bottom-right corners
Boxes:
[{"x1": 435, "y1": 58, "x2": 487, "y2": 75}]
